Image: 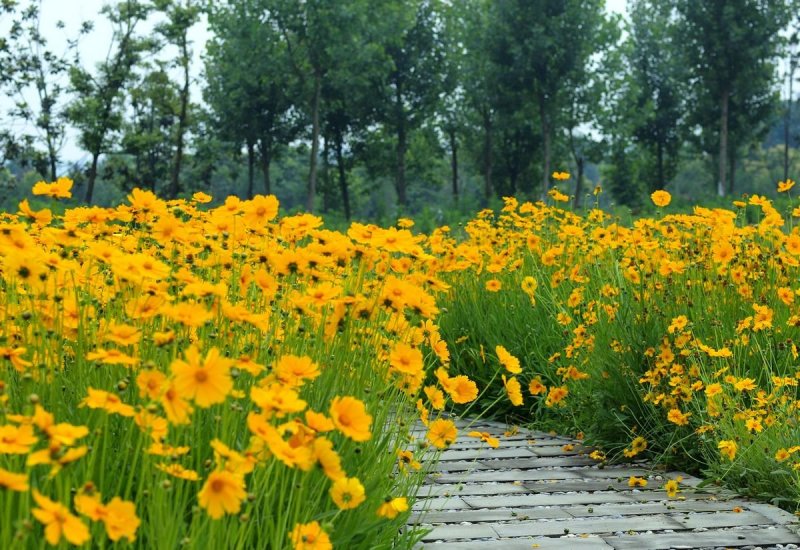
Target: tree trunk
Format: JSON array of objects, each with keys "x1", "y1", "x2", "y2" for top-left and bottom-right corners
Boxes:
[
  {"x1": 656, "y1": 141, "x2": 664, "y2": 193},
  {"x1": 247, "y1": 140, "x2": 255, "y2": 199},
  {"x1": 147, "y1": 101, "x2": 156, "y2": 190},
  {"x1": 449, "y1": 128, "x2": 458, "y2": 200},
  {"x1": 85, "y1": 151, "x2": 100, "y2": 204},
  {"x1": 573, "y1": 157, "x2": 585, "y2": 209},
  {"x1": 37, "y1": 62, "x2": 58, "y2": 181},
  {"x1": 169, "y1": 39, "x2": 191, "y2": 199},
  {"x1": 306, "y1": 71, "x2": 322, "y2": 212},
  {"x1": 785, "y1": 61, "x2": 795, "y2": 182},
  {"x1": 395, "y1": 85, "x2": 408, "y2": 207},
  {"x1": 483, "y1": 110, "x2": 493, "y2": 205},
  {"x1": 47, "y1": 137, "x2": 57, "y2": 182},
  {"x1": 717, "y1": 89, "x2": 729, "y2": 197},
  {"x1": 539, "y1": 98, "x2": 551, "y2": 201},
  {"x1": 259, "y1": 138, "x2": 271, "y2": 195},
  {"x1": 321, "y1": 135, "x2": 330, "y2": 213},
  {"x1": 334, "y1": 131, "x2": 351, "y2": 221}
]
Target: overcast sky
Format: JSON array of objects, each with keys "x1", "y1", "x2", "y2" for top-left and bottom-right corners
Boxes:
[{"x1": 1, "y1": 0, "x2": 630, "y2": 165}]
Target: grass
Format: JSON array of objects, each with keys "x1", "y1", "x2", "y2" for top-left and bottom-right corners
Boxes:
[{"x1": 1, "y1": 180, "x2": 799, "y2": 549}]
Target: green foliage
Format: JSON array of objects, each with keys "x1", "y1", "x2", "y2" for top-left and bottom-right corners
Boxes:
[{"x1": 1, "y1": 0, "x2": 799, "y2": 217}]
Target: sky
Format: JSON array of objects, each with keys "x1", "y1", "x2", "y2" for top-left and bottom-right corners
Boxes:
[{"x1": 1, "y1": 0, "x2": 630, "y2": 165}]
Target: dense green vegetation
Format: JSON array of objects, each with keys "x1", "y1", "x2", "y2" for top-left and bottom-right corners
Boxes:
[{"x1": 1, "y1": 0, "x2": 799, "y2": 219}]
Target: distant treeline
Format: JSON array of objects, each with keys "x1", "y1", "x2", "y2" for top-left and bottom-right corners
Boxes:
[{"x1": 1, "y1": 0, "x2": 799, "y2": 219}]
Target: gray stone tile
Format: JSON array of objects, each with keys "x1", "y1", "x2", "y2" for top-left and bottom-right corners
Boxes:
[
  {"x1": 411, "y1": 507, "x2": 566, "y2": 524},
  {"x1": 563, "y1": 499, "x2": 742, "y2": 518},
  {"x1": 439, "y1": 447, "x2": 535, "y2": 461},
  {"x1": 419, "y1": 483, "x2": 530, "y2": 498},
  {"x1": 412, "y1": 496, "x2": 470, "y2": 512},
  {"x1": 603, "y1": 526, "x2": 800, "y2": 549},
  {"x1": 493, "y1": 514, "x2": 684, "y2": 537},
  {"x1": 480, "y1": 456, "x2": 598, "y2": 468},
  {"x1": 435, "y1": 469, "x2": 583, "y2": 483},
  {"x1": 461, "y1": 491, "x2": 636, "y2": 509},
  {"x1": 418, "y1": 536, "x2": 613, "y2": 549},
  {"x1": 672, "y1": 510, "x2": 776, "y2": 529},
  {"x1": 420, "y1": 523, "x2": 498, "y2": 541},
  {"x1": 407, "y1": 418, "x2": 800, "y2": 549}
]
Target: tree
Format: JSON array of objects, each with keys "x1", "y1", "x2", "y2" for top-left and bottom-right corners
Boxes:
[
  {"x1": 676, "y1": 0, "x2": 791, "y2": 196},
  {"x1": 204, "y1": 0, "x2": 298, "y2": 199},
  {"x1": 67, "y1": 0, "x2": 150, "y2": 203},
  {"x1": 783, "y1": 14, "x2": 799, "y2": 182},
  {"x1": 488, "y1": 0, "x2": 608, "y2": 199},
  {"x1": 2, "y1": 1, "x2": 89, "y2": 181},
  {"x1": 153, "y1": 0, "x2": 200, "y2": 198},
  {"x1": 378, "y1": 0, "x2": 445, "y2": 207},
  {"x1": 625, "y1": 0, "x2": 685, "y2": 193},
  {"x1": 269, "y1": 0, "x2": 365, "y2": 211},
  {"x1": 120, "y1": 64, "x2": 177, "y2": 192},
  {"x1": 458, "y1": 0, "x2": 499, "y2": 204}
]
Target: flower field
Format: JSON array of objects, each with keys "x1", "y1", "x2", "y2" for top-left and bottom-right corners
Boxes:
[{"x1": 1, "y1": 178, "x2": 800, "y2": 547}]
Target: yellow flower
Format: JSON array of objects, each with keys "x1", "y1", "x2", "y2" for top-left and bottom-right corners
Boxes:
[
  {"x1": 329, "y1": 396, "x2": 372, "y2": 442},
  {"x1": 171, "y1": 346, "x2": 233, "y2": 407},
  {"x1": 502, "y1": 375, "x2": 523, "y2": 406},
  {"x1": 545, "y1": 385, "x2": 568, "y2": 407},
  {"x1": 156, "y1": 463, "x2": 200, "y2": 481},
  {"x1": 289, "y1": 521, "x2": 332, "y2": 550},
  {"x1": 528, "y1": 377, "x2": 547, "y2": 396},
  {"x1": 426, "y1": 418, "x2": 457, "y2": 449},
  {"x1": 650, "y1": 190, "x2": 671, "y2": 207},
  {"x1": 664, "y1": 476, "x2": 682, "y2": 498},
  {"x1": 275, "y1": 355, "x2": 321, "y2": 387},
  {"x1": 441, "y1": 374, "x2": 478, "y2": 404},
  {"x1": 496, "y1": 345, "x2": 521, "y2": 374},
  {"x1": 718, "y1": 439, "x2": 738, "y2": 461},
  {"x1": 666, "y1": 408, "x2": 691, "y2": 426},
  {"x1": 32, "y1": 490, "x2": 91, "y2": 546},
  {"x1": 551, "y1": 171, "x2": 570, "y2": 181},
  {"x1": 198, "y1": 470, "x2": 247, "y2": 519},
  {"x1": 628, "y1": 476, "x2": 647, "y2": 487},
  {"x1": 424, "y1": 386, "x2": 446, "y2": 410},
  {"x1": 0, "y1": 467, "x2": 29, "y2": 491},
  {"x1": 330, "y1": 476, "x2": 366, "y2": 510},
  {"x1": 467, "y1": 431, "x2": 500, "y2": 448},
  {"x1": 243, "y1": 194, "x2": 279, "y2": 227},
  {"x1": 192, "y1": 191, "x2": 213, "y2": 203},
  {"x1": 313, "y1": 437, "x2": 345, "y2": 481},
  {"x1": 86, "y1": 348, "x2": 139, "y2": 367},
  {"x1": 711, "y1": 240, "x2": 735, "y2": 264},
  {"x1": 18, "y1": 199, "x2": 52, "y2": 225},
  {"x1": 137, "y1": 370, "x2": 167, "y2": 400},
  {"x1": 485, "y1": 279, "x2": 502, "y2": 292},
  {"x1": 778, "y1": 178, "x2": 795, "y2": 192},
  {"x1": 389, "y1": 343, "x2": 424, "y2": 378},
  {"x1": 0, "y1": 423, "x2": 38, "y2": 454},
  {"x1": 397, "y1": 449, "x2": 422, "y2": 473},
  {"x1": 75, "y1": 492, "x2": 140, "y2": 542},
  {"x1": 32, "y1": 177, "x2": 73, "y2": 199},
  {"x1": 80, "y1": 388, "x2": 136, "y2": 417},
  {"x1": 376, "y1": 497, "x2": 409, "y2": 519},
  {"x1": 733, "y1": 377, "x2": 757, "y2": 392}
]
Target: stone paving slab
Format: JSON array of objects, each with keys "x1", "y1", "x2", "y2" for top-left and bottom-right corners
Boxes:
[
  {"x1": 603, "y1": 526, "x2": 800, "y2": 549},
  {"x1": 419, "y1": 537, "x2": 614, "y2": 549},
  {"x1": 409, "y1": 418, "x2": 800, "y2": 549}
]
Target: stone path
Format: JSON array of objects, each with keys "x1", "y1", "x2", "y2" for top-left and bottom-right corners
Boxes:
[{"x1": 409, "y1": 418, "x2": 800, "y2": 549}]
